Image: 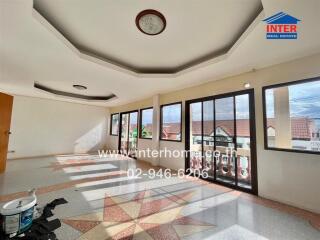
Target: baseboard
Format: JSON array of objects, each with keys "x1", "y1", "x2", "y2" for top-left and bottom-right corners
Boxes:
[
  {"x1": 258, "y1": 193, "x2": 320, "y2": 214},
  {"x1": 7, "y1": 151, "x2": 99, "y2": 161}
]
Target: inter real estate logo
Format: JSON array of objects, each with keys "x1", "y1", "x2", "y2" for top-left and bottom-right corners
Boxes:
[{"x1": 263, "y1": 12, "x2": 300, "y2": 39}]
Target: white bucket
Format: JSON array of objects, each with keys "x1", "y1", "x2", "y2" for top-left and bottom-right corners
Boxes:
[{"x1": 0, "y1": 192, "x2": 37, "y2": 235}]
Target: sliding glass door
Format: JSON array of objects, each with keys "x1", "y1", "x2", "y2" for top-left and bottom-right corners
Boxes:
[
  {"x1": 203, "y1": 100, "x2": 215, "y2": 179},
  {"x1": 215, "y1": 96, "x2": 236, "y2": 185},
  {"x1": 119, "y1": 111, "x2": 138, "y2": 158},
  {"x1": 186, "y1": 89, "x2": 257, "y2": 193}
]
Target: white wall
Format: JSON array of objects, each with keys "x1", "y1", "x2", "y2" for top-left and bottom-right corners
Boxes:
[
  {"x1": 8, "y1": 96, "x2": 108, "y2": 159},
  {"x1": 106, "y1": 135, "x2": 118, "y2": 151},
  {"x1": 159, "y1": 141, "x2": 185, "y2": 170},
  {"x1": 137, "y1": 139, "x2": 153, "y2": 163}
]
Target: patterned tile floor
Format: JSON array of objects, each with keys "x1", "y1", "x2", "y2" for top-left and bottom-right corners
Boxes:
[{"x1": 0, "y1": 154, "x2": 319, "y2": 239}]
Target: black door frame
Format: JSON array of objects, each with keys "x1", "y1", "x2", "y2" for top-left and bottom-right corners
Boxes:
[
  {"x1": 185, "y1": 89, "x2": 258, "y2": 194},
  {"x1": 118, "y1": 110, "x2": 139, "y2": 158}
]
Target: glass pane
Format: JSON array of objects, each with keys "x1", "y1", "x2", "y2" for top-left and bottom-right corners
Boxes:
[
  {"x1": 128, "y1": 112, "x2": 138, "y2": 157},
  {"x1": 189, "y1": 102, "x2": 202, "y2": 172},
  {"x1": 215, "y1": 97, "x2": 234, "y2": 142},
  {"x1": 215, "y1": 97, "x2": 235, "y2": 185},
  {"x1": 289, "y1": 82, "x2": 320, "y2": 151},
  {"x1": 111, "y1": 114, "x2": 119, "y2": 135},
  {"x1": 236, "y1": 94, "x2": 251, "y2": 189},
  {"x1": 120, "y1": 114, "x2": 129, "y2": 153},
  {"x1": 203, "y1": 100, "x2": 214, "y2": 178},
  {"x1": 265, "y1": 89, "x2": 276, "y2": 147},
  {"x1": 161, "y1": 103, "x2": 182, "y2": 141},
  {"x1": 265, "y1": 80, "x2": 320, "y2": 152},
  {"x1": 141, "y1": 108, "x2": 153, "y2": 139}
]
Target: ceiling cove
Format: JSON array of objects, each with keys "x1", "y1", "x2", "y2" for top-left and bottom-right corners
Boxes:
[
  {"x1": 32, "y1": 1, "x2": 264, "y2": 77},
  {"x1": 34, "y1": 83, "x2": 117, "y2": 102}
]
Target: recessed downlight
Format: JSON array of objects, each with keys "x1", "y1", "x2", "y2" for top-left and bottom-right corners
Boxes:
[
  {"x1": 73, "y1": 84, "x2": 87, "y2": 90},
  {"x1": 244, "y1": 83, "x2": 251, "y2": 89}
]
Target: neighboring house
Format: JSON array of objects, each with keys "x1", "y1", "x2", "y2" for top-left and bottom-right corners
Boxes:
[
  {"x1": 161, "y1": 123, "x2": 181, "y2": 140},
  {"x1": 160, "y1": 117, "x2": 320, "y2": 151},
  {"x1": 312, "y1": 130, "x2": 320, "y2": 140},
  {"x1": 267, "y1": 118, "x2": 319, "y2": 150},
  {"x1": 130, "y1": 118, "x2": 320, "y2": 151},
  {"x1": 189, "y1": 119, "x2": 251, "y2": 149}
]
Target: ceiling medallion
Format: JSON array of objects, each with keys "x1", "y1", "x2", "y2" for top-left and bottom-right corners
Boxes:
[{"x1": 136, "y1": 9, "x2": 166, "y2": 35}]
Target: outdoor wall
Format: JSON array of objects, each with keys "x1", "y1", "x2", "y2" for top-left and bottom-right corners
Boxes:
[
  {"x1": 8, "y1": 96, "x2": 108, "y2": 159},
  {"x1": 107, "y1": 53, "x2": 320, "y2": 213}
]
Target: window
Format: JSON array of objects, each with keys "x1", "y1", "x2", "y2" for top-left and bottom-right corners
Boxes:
[
  {"x1": 110, "y1": 113, "x2": 119, "y2": 136},
  {"x1": 139, "y1": 108, "x2": 153, "y2": 139},
  {"x1": 263, "y1": 77, "x2": 320, "y2": 154},
  {"x1": 160, "y1": 102, "x2": 182, "y2": 141}
]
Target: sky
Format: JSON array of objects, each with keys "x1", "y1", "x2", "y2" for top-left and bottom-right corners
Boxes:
[
  {"x1": 289, "y1": 81, "x2": 320, "y2": 118},
  {"x1": 141, "y1": 108, "x2": 153, "y2": 125},
  {"x1": 190, "y1": 94, "x2": 250, "y2": 121},
  {"x1": 162, "y1": 104, "x2": 181, "y2": 123},
  {"x1": 129, "y1": 112, "x2": 138, "y2": 124},
  {"x1": 266, "y1": 80, "x2": 320, "y2": 119},
  {"x1": 161, "y1": 95, "x2": 251, "y2": 123}
]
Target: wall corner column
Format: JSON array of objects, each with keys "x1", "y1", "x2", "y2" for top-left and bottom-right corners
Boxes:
[
  {"x1": 274, "y1": 87, "x2": 292, "y2": 148},
  {"x1": 151, "y1": 95, "x2": 160, "y2": 166}
]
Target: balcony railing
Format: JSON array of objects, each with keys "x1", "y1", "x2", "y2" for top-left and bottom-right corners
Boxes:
[{"x1": 190, "y1": 144, "x2": 251, "y2": 184}]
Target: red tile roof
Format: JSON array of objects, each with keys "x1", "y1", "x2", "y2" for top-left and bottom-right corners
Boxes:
[
  {"x1": 267, "y1": 118, "x2": 315, "y2": 140},
  {"x1": 130, "y1": 118, "x2": 316, "y2": 140},
  {"x1": 161, "y1": 118, "x2": 315, "y2": 140},
  {"x1": 191, "y1": 120, "x2": 249, "y2": 137},
  {"x1": 162, "y1": 123, "x2": 181, "y2": 134}
]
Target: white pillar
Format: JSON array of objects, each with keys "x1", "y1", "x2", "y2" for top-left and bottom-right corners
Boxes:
[
  {"x1": 152, "y1": 95, "x2": 160, "y2": 166},
  {"x1": 274, "y1": 87, "x2": 292, "y2": 148}
]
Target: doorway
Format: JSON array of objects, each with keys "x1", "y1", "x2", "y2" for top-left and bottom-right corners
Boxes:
[
  {"x1": 185, "y1": 89, "x2": 257, "y2": 194},
  {"x1": 0, "y1": 92, "x2": 13, "y2": 173},
  {"x1": 118, "y1": 110, "x2": 139, "y2": 158}
]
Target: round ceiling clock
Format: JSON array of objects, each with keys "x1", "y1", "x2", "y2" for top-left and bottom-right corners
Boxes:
[{"x1": 136, "y1": 9, "x2": 166, "y2": 35}]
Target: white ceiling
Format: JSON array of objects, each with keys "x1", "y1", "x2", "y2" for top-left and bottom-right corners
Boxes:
[
  {"x1": 33, "y1": 0, "x2": 262, "y2": 73},
  {"x1": 0, "y1": 0, "x2": 320, "y2": 107}
]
